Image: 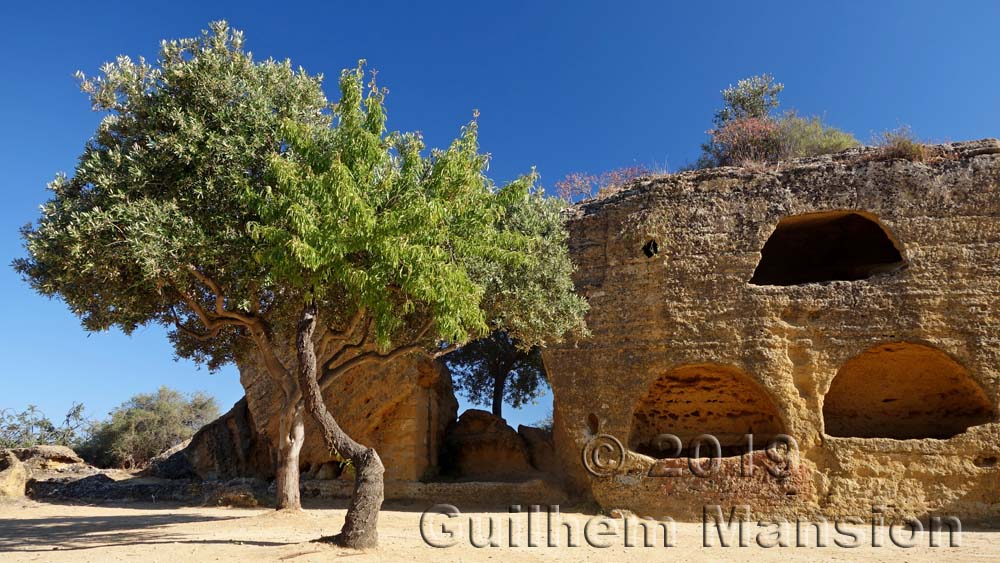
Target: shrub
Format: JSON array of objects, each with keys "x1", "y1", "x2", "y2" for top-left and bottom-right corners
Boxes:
[
  {"x1": 696, "y1": 75, "x2": 857, "y2": 168},
  {"x1": 707, "y1": 117, "x2": 782, "y2": 167},
  {"x1": 554, "y1": 165, "x2": 655, "y2": 202},
  {"x1": 78, "y1": 387, "x2": 218, "y2": 469},
  {"x1": 873, "y1": 126, "x2": 930, "y2": 162},
  {"x1": 777, "y1": 112, "x2": 860, "y2": 158},
  {"x1": 0, "y1": 403, "x2": 88, "y2": 449}
]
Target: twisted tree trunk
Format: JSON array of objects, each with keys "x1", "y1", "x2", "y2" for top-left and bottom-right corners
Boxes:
[{"x1": 296, "y1": 303, "x2": 384, "y2": 549}]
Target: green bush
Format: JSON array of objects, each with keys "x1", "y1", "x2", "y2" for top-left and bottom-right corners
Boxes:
[
  {"x1": 777, "y1": 112, "x2": 860, "y2": 158},
  {"x1": 78, "y1": 387, "x2": 218, "y2": 469},
  {"x1": 873, "y1": 125, "x2": 929, "y2": 162}
]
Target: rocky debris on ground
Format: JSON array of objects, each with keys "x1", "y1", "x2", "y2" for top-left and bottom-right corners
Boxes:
[
  {"x1": 29, "y1": 472, "x2": 272, "y2": 507},
  {"x1": 0, "y1": 450, "x2": 28, "y2": 499},
  {"x1": 203, "y1": 478, "x2": 271, "y2": 507}
]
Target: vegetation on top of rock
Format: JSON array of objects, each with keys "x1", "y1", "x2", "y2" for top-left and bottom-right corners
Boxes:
[
  {"x1": 872, "y1": 125, "x2": 934, "y2": 162},
  {"x1": 554, "y1": 165, "x2": 659, "y2": 202},
  {"x1": 695, "y1": 74, "x2": 860, "y2": 168}
]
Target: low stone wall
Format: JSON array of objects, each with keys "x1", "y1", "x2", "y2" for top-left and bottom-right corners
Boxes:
[{"x1": 302, "y1": 478, "x2": 567, "y2": 507}]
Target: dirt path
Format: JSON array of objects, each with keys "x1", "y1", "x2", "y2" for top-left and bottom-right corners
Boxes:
[{"x1": 0, "y1": 499, "x2": 996, "y2": 562}]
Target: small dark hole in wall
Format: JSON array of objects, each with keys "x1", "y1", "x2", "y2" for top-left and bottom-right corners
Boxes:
[
  {"x1": 975, "y1": 456, "x2": 998, "y2": 468},
  {"x1": 642, "y1": 240, "x2": 659, "y2": 258},
  {"x1": 587, "y1": 413, "x2": 600, "y2": 434}
]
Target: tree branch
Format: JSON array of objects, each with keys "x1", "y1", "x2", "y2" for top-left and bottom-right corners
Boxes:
[
  {"x1": 432, "y1": 344, "x2": 459, "y2": 358},
  {"x1": 322, "y1": 316, "x2": 374, "y2": 371},
  {"x1": 185, "y1": 264, "x2": 256, "y2": 325},
  {"x1": 170, "y1": 278, "x2": 293, "y2": 397},
  {"x1": 316, "y1": 345, "x2": 424, "y2": 395},
  {"x1": 318, "y1": 307, "x2": 368, "y2": 361},
  {"x1": 169, "y1": 305, "x2": 237, "y2": 341}
]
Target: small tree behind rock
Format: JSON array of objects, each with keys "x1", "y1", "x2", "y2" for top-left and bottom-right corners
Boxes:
[
  {"x1": 444, "y1": 331, "x2": 546, "y2": 419},
  {"x1": 78, "y1": 387, "x2": 218, "y2": 469}
]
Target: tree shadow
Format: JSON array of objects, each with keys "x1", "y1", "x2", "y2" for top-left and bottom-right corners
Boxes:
[{"x1": 0, "y1": 512, "x2": 292, "y2": 552}]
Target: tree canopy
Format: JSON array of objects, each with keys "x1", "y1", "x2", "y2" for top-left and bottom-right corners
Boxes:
[{"x1": 15, "y1": 21, "x2": 587, "y2": 373}]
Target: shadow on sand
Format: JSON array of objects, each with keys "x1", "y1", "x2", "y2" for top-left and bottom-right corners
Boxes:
[{"x1": 0, "y1": 510, "x2": 292, "y2": 553}]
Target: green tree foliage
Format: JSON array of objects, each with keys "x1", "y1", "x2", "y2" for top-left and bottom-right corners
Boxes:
[
  {"x1": 14, "y1": 22, "x2": 587, "y2": 547},
  {"x1": 78, "y1": 387, "x2": 218, "y2": 469},
  {"x1": 696, "y1": 74, "x2": 858, "y2": 168},
  {"x1": 14, "y1": 21, "x2": 332, "y2": 371},
  {"x1": 712, "y1": 74, "x2": 784, "y2": 125},
  {"x1": 0, "y1": 404, "x2": 88, "y2": 449},
  {"x1": 444, "y1": 331, "x2": 547, "y2": 419}
]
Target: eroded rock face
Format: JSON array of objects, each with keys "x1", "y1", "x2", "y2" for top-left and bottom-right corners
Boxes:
[
  {"x1": 543, "y1": 140, "x2": 1000, "y2": 521},
  {"x1": 147, "y1": 398, "x2": 273, "y2": 481},
  {"x1": 442, "y1": 409, "x2": 536, "y2": 480},
  {"x1": 824, "y1": 342, "x2": 995, "y2": 439},
  {"x1": 6, "y1": 445, "x2": 94, "y2": 483},
  {"x1": 0, "y1": 451, "x2": 27, "y2": 499},
  {"x1": 10, "y1": 445, "x2": 83, "y2": 466},
  {"x1": 517, "y1": 425, "x2": 559, "y2": 475},
  {"x1": 239, "y1": 353, "x2": 458, "y2": 482}
]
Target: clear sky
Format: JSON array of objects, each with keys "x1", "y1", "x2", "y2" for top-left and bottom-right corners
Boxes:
[{"x1": 2, "y1": 0, "x2": 999, "y2": 429}]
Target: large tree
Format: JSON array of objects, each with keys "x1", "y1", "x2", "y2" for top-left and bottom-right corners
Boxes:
[
  {"x1": 445, "y1": 331, "x2": 547, "y2": 419},
  {"x1": 15, "y1": 22, "x2": 587, "y2": 548}
]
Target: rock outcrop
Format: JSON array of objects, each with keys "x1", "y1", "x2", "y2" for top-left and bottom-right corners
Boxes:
[
  {"x1": 517, "y1": 425, "x2": 559, "y2": 475},
  {"x1": 191, "y1": 353, "x2": 458, "y2": 482},
  {"x1": 9, "y1": 445, "x2": 84, "y2": 470},
  {"x1": 146, "y1": 398, "x2": 273, "y2": 481},
  {"x1": 0, "y1": 451, "x2": 27, "y2": 499},
  {"x1": 441, "y1": 409, "x2": 536, "y2": 480},
  {"x1": 543, "y1": 140, "x2": 1000, "y2": 522}
]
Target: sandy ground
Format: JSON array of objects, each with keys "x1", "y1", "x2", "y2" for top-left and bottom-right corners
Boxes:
[{"x1": 0, "y1": 499, "x2": 997, "y2": 562}]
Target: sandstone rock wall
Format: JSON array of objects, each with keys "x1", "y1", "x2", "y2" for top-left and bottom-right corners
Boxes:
[
  {"x1": 238, "y1": 353, "x2": 457, "y2": 482},
  {"x1": 543, "y1": 140, "x2": 1000, "y2": 522}
]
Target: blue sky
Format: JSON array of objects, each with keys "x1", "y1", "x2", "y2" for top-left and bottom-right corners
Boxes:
[{"x1": 1, "y1": 0, "x2": 999, "y2": 429}]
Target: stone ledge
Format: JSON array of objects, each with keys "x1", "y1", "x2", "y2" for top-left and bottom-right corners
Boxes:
[{"x1": 302, "y1": 478, "x2": 567, "y2": 506}]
